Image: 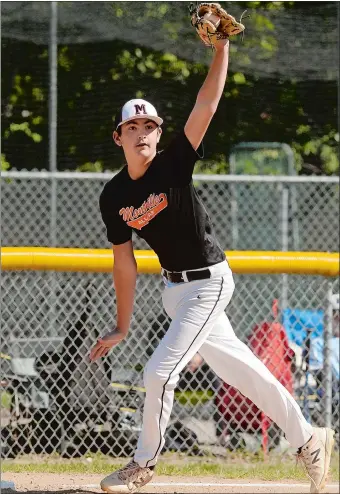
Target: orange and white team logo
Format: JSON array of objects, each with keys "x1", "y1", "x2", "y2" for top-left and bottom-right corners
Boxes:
[{"x1": 119, "y1": 193, "x2": 168, "y2": 230}]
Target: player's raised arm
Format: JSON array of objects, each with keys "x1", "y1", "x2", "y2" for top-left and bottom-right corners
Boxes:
[
  {"x1": 184, "y1": 39, "x2": 229, "y2": 151},
  {"x1": 185, "y1": 3, "x2": 245, "y2": 150}
]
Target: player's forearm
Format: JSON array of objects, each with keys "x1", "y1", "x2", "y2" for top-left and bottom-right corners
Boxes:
[
  {"x1": 113, "y1": 260, "x2": 137, "y2": 334},
  {"x1": 196, "y1": 42, "x2": 229, "y2": 111}
]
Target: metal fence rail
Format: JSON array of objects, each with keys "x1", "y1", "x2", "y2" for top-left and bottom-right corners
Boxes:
[{"x1": 1, "y1": 173, "x2": 339, "y2": 458}]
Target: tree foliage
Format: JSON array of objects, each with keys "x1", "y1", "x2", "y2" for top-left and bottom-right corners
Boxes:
[{"x1": 1, "y1": 1, "x2": 338, "y2": 175}]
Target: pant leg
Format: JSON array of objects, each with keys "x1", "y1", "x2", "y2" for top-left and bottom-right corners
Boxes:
[
  {"x1": 199, "y1": 312, "x2": 313, "y2": 449},
  {"x1": 134, "y1": 272, "x2": 235, "y2": 467}
]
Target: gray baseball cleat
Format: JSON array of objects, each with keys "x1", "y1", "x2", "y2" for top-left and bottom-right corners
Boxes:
[
  {"x1": 297, "y1": 427, "x2": 335, "y2": 493},
  {"x1": 100, "y1": 460, "x2": 154, "y2": 493}
]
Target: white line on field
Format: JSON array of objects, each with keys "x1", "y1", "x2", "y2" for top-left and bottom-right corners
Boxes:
[{"x1": 68, "y1": 482, "x2": 339, "y2": 488}]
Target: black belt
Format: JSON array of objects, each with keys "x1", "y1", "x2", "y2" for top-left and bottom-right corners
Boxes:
[{"x1": 162, "y1": 267, "x2": 211, "y2": 283}]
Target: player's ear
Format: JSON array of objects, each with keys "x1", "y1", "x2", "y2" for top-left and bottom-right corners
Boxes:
[
  {"x1": 156, "y1": 126, "x2": 162, "y2": 143},
  {"x1": 113, "y1": 130, "x2": 122, "y2": 147}
]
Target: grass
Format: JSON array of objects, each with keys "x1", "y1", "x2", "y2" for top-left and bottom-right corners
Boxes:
[
  {"x1": 0, "y1": 391, "x2": 12, "y2": 409},
  {"x1": 174, "y1": 390, "x2": 214, "y2": 406},
  {"x1": 2, "y1": 452, "x2": 339, "y2": 482},
  {"x1": 0, "y1": 390, "x2": 211, "y2": 409}
]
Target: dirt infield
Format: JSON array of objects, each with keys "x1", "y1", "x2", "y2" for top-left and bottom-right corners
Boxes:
[{"x1": 2, "y1": 473, "x2": 339, "y2": 493}]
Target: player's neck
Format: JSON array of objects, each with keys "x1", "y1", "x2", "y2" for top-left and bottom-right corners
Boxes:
[{"x1": 126, "y1": 152, "x2": 156, "y2": 180}]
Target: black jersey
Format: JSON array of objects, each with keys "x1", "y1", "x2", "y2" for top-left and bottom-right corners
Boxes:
[{"x1": 99, "y1": 131, "x2": 225, "y2": 272}]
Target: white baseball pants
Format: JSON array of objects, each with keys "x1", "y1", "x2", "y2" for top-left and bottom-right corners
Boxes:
[{"x1": 134, "y1": 261, "x2": 313, "y2": 468}]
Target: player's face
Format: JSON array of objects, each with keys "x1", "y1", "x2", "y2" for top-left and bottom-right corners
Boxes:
[{"x1": 116, "y1": 119, "x2": 161, "y2": 160}]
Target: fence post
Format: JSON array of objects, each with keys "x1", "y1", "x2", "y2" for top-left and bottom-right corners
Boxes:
[
  {"x1": 281, "y1": 185, "x2": 289, "y2": 313},
  {"x1": 49, "y1": 0, "x2": 58, "y2": 243},
  {"x1": 49, "y1": 1, "x2": 58, "y2": 336},
  {"x1": 324, "y1": 282, "x2": 333, "y2": 428}
]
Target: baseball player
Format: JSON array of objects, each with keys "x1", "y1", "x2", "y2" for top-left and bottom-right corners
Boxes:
[{"x1": 89, "y1": 21, "x2": 334, "y2": 494}]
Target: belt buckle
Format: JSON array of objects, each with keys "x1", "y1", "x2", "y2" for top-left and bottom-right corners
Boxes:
[
  {"x1": 182, "y1": 271, "x2": 189, "y2": 282},
  {"x1": 162, "y1": 268, "x2": 175, "y2": 283},
  {"x1": 162, "y1": 268, "x2": 190, "y2": 283},
  {"x1": 172, "y1": 271, "x2": 184, "y2": 283}
]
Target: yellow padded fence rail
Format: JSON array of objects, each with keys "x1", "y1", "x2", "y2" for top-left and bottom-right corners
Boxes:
[{"x1": 1, "y1": 248, "x2": 339, "y2": 276}]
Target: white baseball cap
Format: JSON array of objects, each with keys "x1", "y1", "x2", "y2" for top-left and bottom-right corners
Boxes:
[{"x1": 114, "y1": 99, "x2": 163, "y2": 130}]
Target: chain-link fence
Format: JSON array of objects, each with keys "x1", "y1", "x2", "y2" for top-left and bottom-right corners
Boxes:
[
  {"x1": 1, "y1": 173, "x2": 339, "y2": 458},
  {"x1": 1, "y1": 172, "x2": 339, "y2": 251}
]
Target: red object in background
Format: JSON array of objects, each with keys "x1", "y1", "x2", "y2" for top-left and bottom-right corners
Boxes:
[
  {"x1": 215, "y1": 300, "x2": 294, "y2": 435},
  {"x1": 248, "y1": 320, "x2": 294, "y2": 395}
]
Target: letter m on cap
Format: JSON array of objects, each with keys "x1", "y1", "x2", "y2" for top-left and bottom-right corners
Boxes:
[{"x1": 134, "y1": 104, "x2": 147, "y2": 115}]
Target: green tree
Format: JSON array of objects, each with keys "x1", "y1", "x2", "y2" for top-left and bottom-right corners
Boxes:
[
  {"x1": 1, "y1": 2, "x2": 337, "y2": 175},
  {"x1": 1, "y1": 154, "x2": 10, "y2": 171}
]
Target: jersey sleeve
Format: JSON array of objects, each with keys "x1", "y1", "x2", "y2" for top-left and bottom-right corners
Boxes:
[
  {"x1": 99, "y1": 188, "x2": 132, "y2": 245},
  {"x1": 157, "y1": 130, "x2": 204, "y2": 186}
]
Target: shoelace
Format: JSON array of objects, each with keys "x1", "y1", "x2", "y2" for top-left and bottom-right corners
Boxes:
[
  {"x1": 118, "y1": 461, "x2": 140, "y2": 481},
  {"x1": 118, "y1": 461, "x2": 150, "y2": 483}
]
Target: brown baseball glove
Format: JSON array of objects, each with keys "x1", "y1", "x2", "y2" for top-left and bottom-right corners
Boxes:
[{"x1": 190, "y1": 3, "x2": 246, "y2": 48}]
